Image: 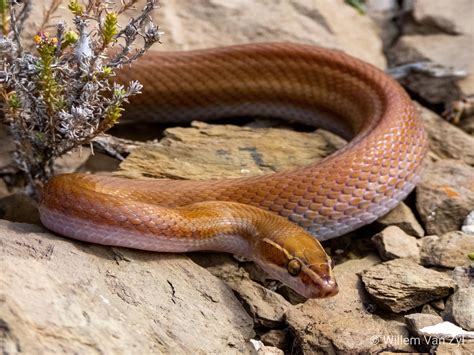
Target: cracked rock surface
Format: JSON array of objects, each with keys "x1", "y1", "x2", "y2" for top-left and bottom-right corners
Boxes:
[{"x1": 0, "y1": 220, "x2": 254, "y2": 354}]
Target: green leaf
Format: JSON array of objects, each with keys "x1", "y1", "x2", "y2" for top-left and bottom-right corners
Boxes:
[
  {"x1": 103, "y1": 12, "x2": 118, "y2": 46},
  {"x1": 68, "y1": 0, "x2": 83, "y2": 16}
]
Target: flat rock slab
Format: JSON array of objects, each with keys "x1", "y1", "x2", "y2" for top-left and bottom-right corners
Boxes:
[
  {"x1": 412, "y1": 0, "x2": 474, "y2": 36},
  {"x1": 436, "y1": 341, "x2": 474, "y2": 355},
  {"x1": 445, "y1": 287, "x2": 474, "y2": 331},
  {"x1": 154, "y1": 0, "x2": 387, "y2": 68},
  {"x1": 372, "y1": 226, "x2": 420, "y2": 262},
  {"x1": 28, "y1": 0, "x2": 387, "y2": 68},
  {"x1": 375, "y1": 201, "x2": 425, "y2": 237},
  {"x1": 0, "y1": 220, "x2": 254, "y2": 354},
  {"x1": 405, "y1": 313, "x2": 444, "y2": 350},
  {"x1": 416, "y1": 159, "x2": 474, "y2": 236},
  {"x1": 405, "y1": 313, "x2": 443, "y2": 337},
  {"x1": 420, "y1": 231, "x2": 474, "y2": 268},
  {"x1": 286, "y1": 255, "x2": 415, "y2": 353},
  {"x1": 416, "y1": 102, "x2": 474, "y2": 167},
  {"x1": 360, "y1": 258, "x2": 456, "y2": 313},
  {"x1": 119, "y1": 121, "x2": 345, "y2": 179},
  {"x1": 190, "y1": 253, "x2": 290, "y2": 328}
]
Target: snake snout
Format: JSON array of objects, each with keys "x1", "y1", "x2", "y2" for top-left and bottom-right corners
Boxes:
[
  {"x1": 303, "y1": 262, "x2": 339, "y2": 298},
  {"x1": 318, "y1": 274, "x2": 339, "y2": 298}
]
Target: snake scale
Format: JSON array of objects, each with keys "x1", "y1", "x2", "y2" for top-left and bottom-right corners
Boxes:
[{"x1": 39, "y1": 43, "x2": 428, "y2": 298}]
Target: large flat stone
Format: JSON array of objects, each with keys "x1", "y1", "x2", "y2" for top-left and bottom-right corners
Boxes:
[
  {"x1": 286, "y1": 255, "x2": 415, "y2": 353},
  {"x1": 119, "y1": 122, "x2": 345, "y2": 180},
  {"x1": 360, "y1": 259, "x2": 455, "y2": 313},
  {"x1": 416, "y1": 160, "x2": 474, "y2": 236},
  {"x1": 420, "y1": 231, "x2": 474, "y2": 268},
  {"x1": 0, "y1": 220, "x2": 254, "y2": 353},
  {"x1": 412, "y1": 0, "x2": 474, "y2": 36}
]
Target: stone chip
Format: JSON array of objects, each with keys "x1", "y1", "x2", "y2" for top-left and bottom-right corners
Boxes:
[
  {"x1": 360, "y1": 258, "x2": 455, "y2": 313},
  {"x1": 372, "y1": 226, "x2": 421, "y2": 262},
  {"x1": 420, "y1": 231, "x2": 474, "y2": 268},
  {"x1": 416, "y1": 159, "x2": 474, "y2": 236}
]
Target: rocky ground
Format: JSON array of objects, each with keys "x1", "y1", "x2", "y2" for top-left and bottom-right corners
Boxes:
[{"x1": 1, "y1": 1, "x2": 473, "y2": 354}]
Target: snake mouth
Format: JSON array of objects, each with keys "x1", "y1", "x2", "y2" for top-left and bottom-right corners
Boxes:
[
  {"x1": 304, "y1": 275, "x2": 339, "y2": 298},
  {"x1": 258, "y1": 259, "x2": 338, "y2": 299},
  {"x1": 300, "y1": 263, "x2": 339, "y2": 298}
]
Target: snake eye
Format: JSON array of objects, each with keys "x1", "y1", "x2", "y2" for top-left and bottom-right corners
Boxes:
[{"x1": 287, "y1": 259, "x2": 302, "y2": 276}]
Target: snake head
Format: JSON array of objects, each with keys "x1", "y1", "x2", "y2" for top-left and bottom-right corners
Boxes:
[{"x1": 253, "y1": 231, "x2": 338, "y2": 299}]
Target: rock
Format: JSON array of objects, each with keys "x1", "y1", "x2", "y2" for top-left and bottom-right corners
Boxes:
[
  {"x1": 0, "y1": 192, "x2": 40, "y2": 225},
  {"x1": 436, "y1": 341, "x2": 474, "y2": 355},
  {"x1": 230, "y1": 277, "x2": 290, "y2": 328},
  {"x1": 119, "y1": 122, "x2": 345, "y2": 180},
  {"x1": 260, "y1": 329, "x2": 290, "y2": 351},
  {"x1": 371, "y1": 226, "x2": 420, "y2": 262},
  {"x1": 260, "y1": 347, "x2": 283, "y2": 355},
  {"x1": 451, "y1": 266, "x2": 474, "y2": 289},
  {"x1": 405, "y1": 313, "x2": 443, "y2": 334},
  {"x1": 360, "y1": 259, "x2": 456, "y2": 313},
  {"x1": 462, "y1": 211, "x2": 474, "y2": 235},
  {"x1": 431, "y1": 299, "x2": 446, "y2": 311},
  {"x1": 421, "y1": 303, "x2": 441, "y2": 317},
  {"x1": 412, "y1": 0, "x2": 474, "y2": 36},
  {"x1": 376, "y1": 202, "x2": 425, "y2": 237},
  {"x1": 286, "y1": 255, "x2": 416, "y2": 353},
  {"x1": 28, "y1": 1, "x2": 385, "y2": 68},
  {"x1": 444, "y1": 288, "x2": 474, "y2": 331},
  {"x1": 155, "y1": 0, "x2": 386, "y2": 68},
  {"x1": 251, "y1": 339, "x2": 284, "y2": 355},
  {"x1": 388, "y1": 34, "x2": 474, "y2": 105},
  {"x1": 54, "y1": 147, "x2": 92, "y2": 175},
  {"x1": 405, "y1": 313, "x2": 443, "y2": 348},
  {"x1": 416, "y1": 159, "x2": 474, "y2": 236},
  {"x1": 459, "y1": 114, "x2": 474, "y2": 135},
  {"x1": 405, "y1": 313, "x2": 472, "y2": 352},
  {"x1": 420, "y1": 231, "x2": 474, "y2": 268},
  {"x1": 0, "y1": 220, "x2": 254, "y2": 353},
  {"x1": 416, "y1": 102, "x2": 474, "y2": 166},
  {"x1": 82, "y1": 152, "x2": 121, "y2": 173},
  {"x1": 190, "y1": 253, "x2": 290, "y2": 328},
  {"x1": 273, "y1": 285, "x2": 308, "y2": 306}
]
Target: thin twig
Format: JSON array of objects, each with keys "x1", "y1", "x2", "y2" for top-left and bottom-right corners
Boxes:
[
  {"x1": 92, "y1": 133, "x2": 145, "y2": 160},
  {"x1": 38, "y1": 0, "x2": 62, "y2": 32}
]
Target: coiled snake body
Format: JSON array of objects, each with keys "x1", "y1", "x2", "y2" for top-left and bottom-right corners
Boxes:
[{"x1": 39, "y1": 43, "x2": 428, "y2": 298}]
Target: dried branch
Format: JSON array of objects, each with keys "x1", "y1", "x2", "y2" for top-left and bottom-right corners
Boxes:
[
  {"x1": 38, "y1": 0, "x2": 62, "y2": 32},
  {"x1": 92, "y1": 133, "x2": 145, "y2": 160}
]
